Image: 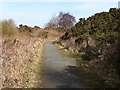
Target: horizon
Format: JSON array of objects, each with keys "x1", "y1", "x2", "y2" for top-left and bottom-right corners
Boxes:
[{"x1": 0, "y1": 1, "x2": 119, "y2": 28}]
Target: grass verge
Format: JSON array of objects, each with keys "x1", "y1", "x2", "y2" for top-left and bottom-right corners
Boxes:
[
  {"x1": 54, "y1": 43, "x2": 120, "y2": 88},
  {"x1": 23, "y1": 44, "x2": 44, "y2": 88}
]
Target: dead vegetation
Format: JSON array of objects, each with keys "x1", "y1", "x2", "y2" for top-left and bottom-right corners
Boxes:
[
  {"x1": 1, "y1": 19, "x2": 63, "y2": 88},
  {"x1": 2, "y1": 32, "x2": 44, "y2": 88}
]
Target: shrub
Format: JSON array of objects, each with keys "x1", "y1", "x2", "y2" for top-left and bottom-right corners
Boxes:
[
  {"x1": 19, "y1": 24, "x2": 32, "y2": 32},
  {"x1": 34, "y1": 26, "x2": 40, "y2": 29},
  {"x1": 2, "y1": 19, "x2": 18, "y2": 35},
  {"x1": 58, "y1": 8, "x2": 120, "y2": 87}
]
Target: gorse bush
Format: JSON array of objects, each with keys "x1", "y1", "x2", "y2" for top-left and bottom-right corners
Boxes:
[
  {"x1": 59, "y1": 8, "x2": 120, "y2": 87},
  {"x1": 19, "y1": 24, "x2": 32, "y2": 32},
  {"x1": 2, "y1": 19, "x2": 18, "y2": 35}
]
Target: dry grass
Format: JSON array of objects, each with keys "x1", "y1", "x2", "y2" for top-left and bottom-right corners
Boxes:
[
  {"x1": 2, "y1": 32, "x2": 44, "y2": 88},
  {"x1": 1, "y1": 19, "x2": 64, "y2": 88},
  {"x1": 2, "y1": 25, "x2": 63, "y2": 88}
]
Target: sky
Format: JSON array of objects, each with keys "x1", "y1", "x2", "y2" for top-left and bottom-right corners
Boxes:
[{"x1": 0, "y1": 0, "x2": 119, "y2": 28}]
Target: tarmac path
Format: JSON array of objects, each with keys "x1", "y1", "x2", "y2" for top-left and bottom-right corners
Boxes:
[{"x1": 42, "y1": 43, "x2": 85, "y2": 88}]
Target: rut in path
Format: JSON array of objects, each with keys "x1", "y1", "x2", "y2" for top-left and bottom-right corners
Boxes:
[{"x1": 42, "y1": 43, "x2": 86, "y2": 88}]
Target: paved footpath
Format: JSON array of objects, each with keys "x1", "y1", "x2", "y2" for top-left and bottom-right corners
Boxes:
[{"x1": 42, "y1": 43, "x2": 86, "y2": 88}]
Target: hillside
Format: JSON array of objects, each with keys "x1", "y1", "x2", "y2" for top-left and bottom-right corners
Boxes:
[
  {"x1": 57, "y1": 8, "x2": 120, "y2": 88},
  {"x1": 1, "y1": 7, "x2": 120, "y2": 88},
  {"x1": 1, "y1": 20, "x2": 63, "y2": 88}
]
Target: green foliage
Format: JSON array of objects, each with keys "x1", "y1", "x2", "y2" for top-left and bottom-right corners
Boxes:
[
  {"x1": 19, "y1": 24, "x2": 32, "y2": 32},
  {"x1": 34, "y1": 26, "x2": 40, "y2": 29},
  {"x1": 59, "y1": 8, "x2": 120, "y2": 87},
  {"x1": 67, "y1": 8, "x2": 120, "y2": 38},
  {"x1": 60, "y1": 32, "x2": 71, "y2": 40}
]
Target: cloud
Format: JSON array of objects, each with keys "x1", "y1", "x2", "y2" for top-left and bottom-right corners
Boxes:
[
  {"x1": 1, "y1": 1, "x2": 118, "y2": 27},
  {"x1": 0, "y1": 3, "x2": 2, "y2": 17},
  {"x1": 1, "y1": 3, "x2": 58, "y2": 27},
  {"x1": 47, "y1": 0, "x2": 60, "y2": 2},
  {"x1": 0, "y1": 0, "x2": 119, "y2": 2},
  {"x1": 72, "y1": 2, "x2": 118, "y2": 11},
  {"x1": 73, "y1": 2, "x2": 99, "y2": 11}
]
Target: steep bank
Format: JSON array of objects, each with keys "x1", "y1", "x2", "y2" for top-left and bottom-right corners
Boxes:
[
  {"x1": 56, "y1": 8, "x2": 120, "y2": 88},
  {"x1": 2, "y1": 33, "x2": 45, "y2": 88},
  {"x1": 2, "y1": 28, "x2": 63, "y2": 88}
]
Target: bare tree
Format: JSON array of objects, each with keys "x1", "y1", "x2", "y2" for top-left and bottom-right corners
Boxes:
[
  {"x1": 58, "y1": 12, "x2": 76, "y2": 29},
  {"x1": 45, "y1": 15, "x2": 59, "y2": 29},
  {"x1": 45, "y1": 12, "x2": 76, "y2": 29}
]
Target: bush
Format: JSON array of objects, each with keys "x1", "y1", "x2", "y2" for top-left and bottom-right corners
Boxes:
[
  {"x1": 19, "y1": 24, "x2": 32, "y2": 32},
  {"x1": 2, "y1": 19, "x2": 18, "y2": 35},
  {"x1": 58, "y1": 8, "x2": 120, "y2": 87}
]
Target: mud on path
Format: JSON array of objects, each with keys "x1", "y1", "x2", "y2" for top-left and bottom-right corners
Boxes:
[{"x1": 42, "y1": 43, "x2": 86, "y2": 88}]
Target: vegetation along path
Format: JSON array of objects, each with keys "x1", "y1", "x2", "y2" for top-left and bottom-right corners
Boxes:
[{"x1": 42, "y1": 42, "x2": 86, "y2": 88}]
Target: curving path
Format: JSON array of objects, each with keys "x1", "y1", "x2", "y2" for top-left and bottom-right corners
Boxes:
[{"x1": 42, "y1": 43, "x2": 85, "y2": 88}]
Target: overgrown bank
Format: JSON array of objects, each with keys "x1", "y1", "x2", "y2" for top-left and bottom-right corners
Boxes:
[
  {"x1": 1, "y1": 19, "x2": 63, "y2": 88},
  {"x1": 2, "y1": 33, "x2": 45, "y2": 88},
  {"x1": 56, "y1": 8, "x2": 120, "y2": 88},
  {"x1": 23, "y1": 43, "x2": 44, "y2": 88}
]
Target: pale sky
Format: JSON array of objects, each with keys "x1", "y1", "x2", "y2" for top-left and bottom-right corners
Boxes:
[{"x1": 0, "y1": 0, "x2": 119, "y2": 28}]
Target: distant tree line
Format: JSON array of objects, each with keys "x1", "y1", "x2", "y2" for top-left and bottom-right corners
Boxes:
[
  {"x1": 18, "y1": 24, "x2": 40, "y2": 32},
  {"x1": 1, "y1": 19, "x2": 41, "y2": 36}
]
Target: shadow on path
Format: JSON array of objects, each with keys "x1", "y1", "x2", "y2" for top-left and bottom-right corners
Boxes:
[{"x1": 42, "y1": 43, "x2": 86, "y2": 88}]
